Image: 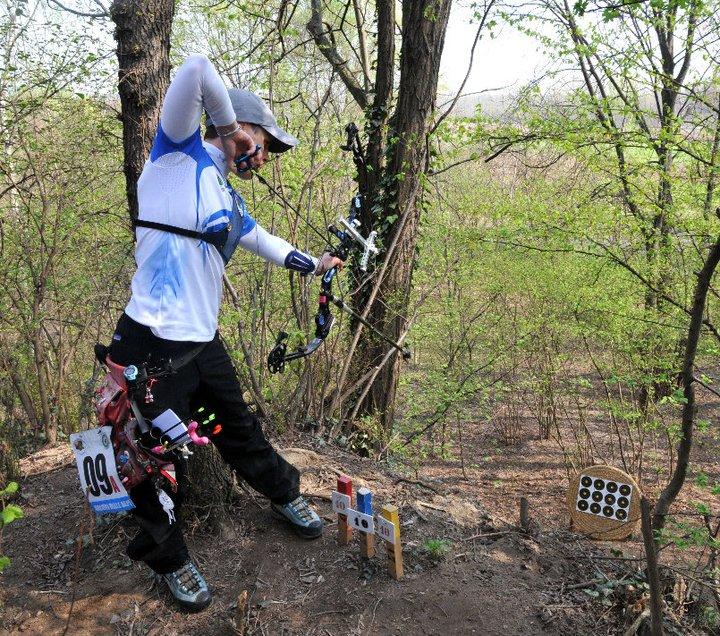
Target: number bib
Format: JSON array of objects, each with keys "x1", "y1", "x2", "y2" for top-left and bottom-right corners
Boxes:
[{"x1": 70, "y1": 426, "x2": 135, "y2": 515}]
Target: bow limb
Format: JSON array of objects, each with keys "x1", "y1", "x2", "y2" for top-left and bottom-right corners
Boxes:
[{"x1": 267, "y1": 269, "x2": 338, "y2": 374}]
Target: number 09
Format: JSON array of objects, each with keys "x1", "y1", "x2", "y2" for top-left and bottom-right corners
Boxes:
[{"x1": 83, "y1": 454, "x2": 113, "y2": 497}]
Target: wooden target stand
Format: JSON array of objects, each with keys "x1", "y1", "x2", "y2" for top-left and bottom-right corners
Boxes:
[
  {"x1": 567, "y1": 465, "x2": 642, "y2": 540},
  {"x1": 331, "y1": 475, "x2": 404, "y2": 579}
]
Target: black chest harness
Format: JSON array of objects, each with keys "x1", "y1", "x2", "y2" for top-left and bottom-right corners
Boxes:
[
  {"x1": 133, "y1": 186, "x2": 246, "y2": 265},
  {"x1": 133, "y1": 217, "x2": 240, "y2": 265}
]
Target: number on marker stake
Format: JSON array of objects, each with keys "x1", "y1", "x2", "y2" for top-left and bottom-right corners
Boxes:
[
  {"x1": 331, "y1": 491, "x2": 351, "y2": 514},
  {"x1": 376, "y1": 516, "x2": 397, "y2": 544},
  {"x1": 345, "y1": 508, "x2": 375, "y2": 534}
]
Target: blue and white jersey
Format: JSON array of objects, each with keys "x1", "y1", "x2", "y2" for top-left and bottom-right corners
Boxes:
[{"x1": 124, "y1": 55, "x2": 316, "y2": 342}]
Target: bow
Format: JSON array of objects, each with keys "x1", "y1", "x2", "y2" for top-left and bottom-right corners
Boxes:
[{"x1": 265, "y1": 123, "x2": 411, "y2": 373}]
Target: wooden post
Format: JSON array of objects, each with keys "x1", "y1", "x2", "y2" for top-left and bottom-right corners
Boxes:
[
  {"x1": 235, "y1": 589, "x2": 248, "y2": 635},
  {"x1": 337, "y1": 475, "x2": 353, "y2": 545},
  {"x1": 519, "y1": 496, "x2": 529, "y2": 531},
  {"x1": 381, "y1": 504, "x2": 403, "y2": 580},
  {"x1": 641, "y1": 497, "x2": 665, "y2": 636},
  {"x1": 357, "y1": 487, "x2": 375, "y2": 558}
]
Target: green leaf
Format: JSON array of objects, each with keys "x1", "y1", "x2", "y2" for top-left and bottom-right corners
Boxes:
[
  {"x1": 1, "y1": 504, "x2": 24, "y2": 525},
  {"x1": 0, "y1": 556, "x2": 10, "y2": 572},
  {"x1": 602, "y1": 7, "x2": 620, "y2": 20},
  {"x1": 1, "y1": 482, "x2": 18, "y2": 496}
]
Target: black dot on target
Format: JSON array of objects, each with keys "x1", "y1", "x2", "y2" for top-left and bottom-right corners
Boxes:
[
  {"x1": 594, "y1": 479, "x2": 605, "y2": 490},
  {"x1": 592, "y1": 491, "x2": 603, "y2": 502},
  {"x1": 606, "y1": 482, "x2": 618, "y2": 493},
  {"x1": 579, "y1": 488, "x2": 591, "y2": 499},
  {"x1": 618, "y1": 497, "x2": 629, "y2": 508},
  {"x1": 603, "y1": 506, "x2": 614, "y2": 517},
  {"x1": 581, "y1": 476, "x2": 592, "y2": 487},
  {"x1": 616, "y1": 509, "x2": 627, "y2": 521},
  {"x1": 619, "y1": 484, "x2": 631, "y2": 496},
  {"x1": 578, "y1": 500, "x2": 589, "y2": 511},
  {"x1": 590, "y1": 503, "x2": 601, "y2": 514},
  {"x1": 605, "y1": 494, "x2": 616, "y2": 505}
]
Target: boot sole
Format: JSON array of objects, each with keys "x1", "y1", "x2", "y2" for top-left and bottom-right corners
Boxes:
[{"x1": 175, "y1": 594, "x2": 213, "y2": 613}]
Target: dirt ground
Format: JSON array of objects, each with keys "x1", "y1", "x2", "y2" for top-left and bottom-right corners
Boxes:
[{"x1": 0, "y1": 413, "x2": 716, "y2": 635}]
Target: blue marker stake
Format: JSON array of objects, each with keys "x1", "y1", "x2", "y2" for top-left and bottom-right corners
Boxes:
[
  {"x1": 356, "y1": 487, "x2": 375, "y2": 558},
  {"x1": 357, "y1": 487, "x2": 373, "y2": 515}
]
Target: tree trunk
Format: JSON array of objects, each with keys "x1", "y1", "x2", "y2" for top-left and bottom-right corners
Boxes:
[
  {"x1": 184, "y1": 445, "x2": 235, "y2": 531},
  {"x1": 652, "y1": 230, "x2": 720, "y2": 531},
  {"x1": 353, "y1": 0, "x2": 453, "y2": 431},
  {"x1": 32, "y1": 328, "x2": 55, "y2": 444},
  {"x1": 0, "y1": 353, "x2": 40, "y2": 433},
  {"x1": 364, "y1": 0, "x2": 395, "y2": 195},
  {"x1": 306, "y1": 0, "x2": 452, "y2": 435},
  {"x1": 110, "y1": 0, "x2": 176, "y2": 223}
]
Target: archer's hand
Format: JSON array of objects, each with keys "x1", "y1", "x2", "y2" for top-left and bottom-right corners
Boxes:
[
  {"x1": 315, "y1": 252, "x2": 344, "y2": 276},
  {"x1": 217, "y1": 126, "x2": 255, "y2": 174}
]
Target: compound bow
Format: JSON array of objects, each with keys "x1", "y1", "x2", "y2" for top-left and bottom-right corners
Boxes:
[{"x1": 265, "y1": 123, "x2": 411, "y2": 373}]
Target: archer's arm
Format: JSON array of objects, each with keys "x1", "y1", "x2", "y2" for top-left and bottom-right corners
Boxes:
[
  {"x1": 238, "y1": 223, "x2": 319, "y2": 274},
  {"x1": 160, "y1": 54, "x2": 236, "y2": 143}
]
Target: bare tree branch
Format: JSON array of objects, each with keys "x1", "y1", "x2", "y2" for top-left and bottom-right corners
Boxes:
[
  {"x1": 653, "y1": 232, "x2": 720, "y2": 530},
  {"x1": 351, "y1": 0, "x2": 371, "y2": 90},
  {"x1": 46, "y1": 0, "x2": 109, "y2": 18},
  {"x1": 306, "y1": 0, "x2": 368, "y2": 109}
]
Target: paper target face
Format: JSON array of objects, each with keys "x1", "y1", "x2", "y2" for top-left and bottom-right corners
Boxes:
[{"x1": 575, "y1": 474, "x2": 632, "y2": 522}]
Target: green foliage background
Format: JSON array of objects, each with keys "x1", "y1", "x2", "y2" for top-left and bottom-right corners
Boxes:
[{"x1": 1, "y1": 0, "x2": 719, "y2": 501}]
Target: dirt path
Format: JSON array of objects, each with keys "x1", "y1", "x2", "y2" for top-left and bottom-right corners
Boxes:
[{"x1": 0, "y1": 440, "x2": 645, "y2": 635}]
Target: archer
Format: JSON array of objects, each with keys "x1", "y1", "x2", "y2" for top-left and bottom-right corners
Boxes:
[{"x1": 106, "y1": 53, "x2": 342, "y2": 612}]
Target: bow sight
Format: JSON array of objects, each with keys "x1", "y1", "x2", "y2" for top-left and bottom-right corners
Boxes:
[
  {"x1": 328, "y1": 194, "x2": 378, "y2": 270},
  {"x1": 266, "y1": 123, "x2": 412, "y2": 374}
]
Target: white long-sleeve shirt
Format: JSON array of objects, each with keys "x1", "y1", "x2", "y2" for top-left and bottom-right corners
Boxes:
[{"x1": 125, "y1": 55, "x2": 315, "y2": 341}]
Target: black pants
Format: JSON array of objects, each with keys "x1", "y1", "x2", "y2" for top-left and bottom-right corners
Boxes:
[{"x1": 109, "y1": 313, "x2": 300, "y2": 574}]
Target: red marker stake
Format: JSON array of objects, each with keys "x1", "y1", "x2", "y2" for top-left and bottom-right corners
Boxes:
[{"x1": 337, "y1": 475, "x2": 353, "y2": 546}]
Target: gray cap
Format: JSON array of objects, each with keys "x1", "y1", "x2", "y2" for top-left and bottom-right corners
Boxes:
[{"x1": 206, "y1": 88, "x2": 298, "y2": 153}]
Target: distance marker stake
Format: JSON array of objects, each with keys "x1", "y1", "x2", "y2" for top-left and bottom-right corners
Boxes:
[
  {"x1": 356, "y1": 487, "x2": 375, "y2": 558},
  {"x1": 380, "y1": 504, "x2": 403, "y2": 580},
  {"x1": 336, "y1": 475, "x2": 353, "y2": 546}
]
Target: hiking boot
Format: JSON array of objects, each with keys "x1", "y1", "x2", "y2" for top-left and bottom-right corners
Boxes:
[
  {"x1": 161, "y1": 560, "x2": 212, "y2": 612},
  {"x1": 271, "y1": 495, "x2": 323, "y2": 539}
]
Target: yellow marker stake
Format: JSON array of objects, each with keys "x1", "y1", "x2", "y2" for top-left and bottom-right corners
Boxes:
[{"x1": 380, "y1": 504, "x2": 403, "y2": 580}]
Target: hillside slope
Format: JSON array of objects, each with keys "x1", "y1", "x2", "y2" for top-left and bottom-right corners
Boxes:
[{"x1": 0, "y1": 438, "x2": 664, "y2": 635}]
